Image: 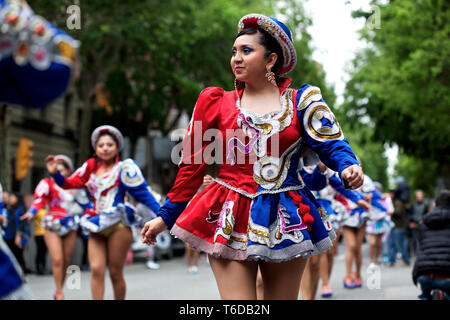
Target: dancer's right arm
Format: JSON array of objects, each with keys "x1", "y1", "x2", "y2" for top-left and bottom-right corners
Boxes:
[
  {"x1": 47, "y1": 155, "x2": 96, "y2": 189},
  {"x1": 142, "y1": 87, "x2": 223, "y2": 243},
  {"x1": 156, "y1": 87, "x2": 223, "y2": 229},
  {"x1": 21, "y1": 179, "x2": 51, "y2": 221}
]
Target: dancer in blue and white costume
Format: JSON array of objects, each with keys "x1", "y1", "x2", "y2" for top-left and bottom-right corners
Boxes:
[
  {"x1": 301, "y1": 161, "x2": 370, "y2": 298},
  {"x1": 46, "y1": 125, "x2": 161, "y2": 300},
  {"x1": 363, "y1": 175, "x2": 394, "y2": 270},
  {"x1": 340, "y1": 169, "x2": 374, "y2": 289}
]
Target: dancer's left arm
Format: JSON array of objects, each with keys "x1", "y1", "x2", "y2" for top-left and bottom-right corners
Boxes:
[
  {"x1": 120, "y1": 159, "x2": 161, "y2": 213},
  {"x1": 296, "y1": 85, "x2": 363, "y2": 189}
]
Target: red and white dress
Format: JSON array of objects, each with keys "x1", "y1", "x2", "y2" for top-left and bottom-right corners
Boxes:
[
  {"x1": 30, "y1": 178, "x2": 90, "y2": 236},
  {"x1": 158, "y1": 78, "x2": 360, "y2": 262}
]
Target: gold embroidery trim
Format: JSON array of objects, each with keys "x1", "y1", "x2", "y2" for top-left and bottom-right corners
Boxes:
[{"x1": 307, "y1": 105, "x2": 342, "y2": 139}]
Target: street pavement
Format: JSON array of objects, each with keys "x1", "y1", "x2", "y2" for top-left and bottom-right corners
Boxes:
[{"x1": 26, "y1": 241, "x2": 421, "y2": 300}]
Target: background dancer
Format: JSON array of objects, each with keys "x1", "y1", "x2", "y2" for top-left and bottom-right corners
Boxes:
[
  {"x1": 46, "y1": 125, "x2": 161, "y2": 300},
  {"x1": 22, "y1": 155, "x2": 91, "y2": 300}
]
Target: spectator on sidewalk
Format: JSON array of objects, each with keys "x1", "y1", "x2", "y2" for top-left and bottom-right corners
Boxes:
[
  {"x1": 2, "y1": 193, "x2": 30, "y2": 274},
  {"x1": 408, "y1": 190, "x2": 431, "y2": 258},
  {"x1": 388, "y1": 185, "x2": 410, "y2": 267},
  {"x1": 412, "y1": 190, "x2": 450, "y2": 300}
]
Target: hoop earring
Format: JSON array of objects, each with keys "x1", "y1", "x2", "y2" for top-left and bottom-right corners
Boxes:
[{"x1": 265, "y1": 70, "x2": 277, "y2": 87}]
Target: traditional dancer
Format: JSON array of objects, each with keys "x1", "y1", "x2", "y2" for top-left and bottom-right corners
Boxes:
[
  {"x1": 22, "y1": 155, "x2": 91, "y2": 299},
  {"x1": 341, "y1": 172, "x2": 373, "y2": 289},
  {"x1": 364, "y1": 176, "x2": 394, "y2": 269},
  {"x1": 142, "y1": 14, "x2": 364, "y2": 300},
  {"x1": 301, "y1": 162, "x2": 369, "y2": 299},
  {"x1": 46, "y1": 125, "x2": 160, "y2": 300}
]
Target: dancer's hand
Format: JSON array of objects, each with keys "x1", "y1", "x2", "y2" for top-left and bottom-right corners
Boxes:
[
  {"x1": 141, "y1": 217, "x2": 167, "y2": 246},
  {"x1": 357, "y1": 199, "x2": 371, "y2": 211},
  {"x1": 202, "y1": 175, "x2": 214, "y2": 187},
  {"x1": 317, "y1": 162, "x2": 327, "y2": 173},
  {"x1": 20, "y1": 212, "x2": 34, "y2": 222},
  {"x1": 341, "y1": 165, "x2": 364, "y2": 189},
  {"x1": 46, "y1": 155, "x2": 57, "y2": 175}
]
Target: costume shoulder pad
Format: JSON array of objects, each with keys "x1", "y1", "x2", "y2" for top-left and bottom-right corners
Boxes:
[
  {"x1": 297, "y1": 84, "x2": 323, "y2": 111},
  {"x1": 120, "y1": 158, "x2": 146, "y2": 188}
]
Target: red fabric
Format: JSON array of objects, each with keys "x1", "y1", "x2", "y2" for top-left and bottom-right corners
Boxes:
[
  {"x1": 288, "y1": 190, "x2": 314, "y2": 232},
  {"x1": 31, "y1": 178, "x2": 66, "y2": 215},
  {"x1": 167, "y1": 78, "x2": 301, "y2": 203},
  {"x1": 174, "y1": 182, "x2": 251, "y2": 246},
  {"x1": 62, "y1": 157, "x2": 99, "y2": 189}
]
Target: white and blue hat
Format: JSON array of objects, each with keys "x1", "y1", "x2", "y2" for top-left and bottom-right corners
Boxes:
[{"x1": 91, "y1": 125, "x2": 124, "y2": 151}]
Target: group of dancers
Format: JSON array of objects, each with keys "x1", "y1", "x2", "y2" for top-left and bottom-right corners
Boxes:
[{"x1": 1, "y1": 0, "x2": 395, "y2": 300}]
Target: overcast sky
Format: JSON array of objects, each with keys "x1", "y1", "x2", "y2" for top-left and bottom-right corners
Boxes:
[
  {"x1": 302, "y1": 0, "x2": 397, "y2": 185},
  {"x1": 302, "y1": 0, "x2": 372, "y2": 104}
]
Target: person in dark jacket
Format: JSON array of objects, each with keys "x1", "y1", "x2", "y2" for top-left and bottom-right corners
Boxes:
[
  {"x1": 408, "y1": 190, "x2": 431, "y2": 258},
  {"x1": 388, "y1": 188, "x2": 410, "y2": 266},
  {"x1": 2, "y1": 193, "x2": 30, "y2": 274},
  {"x1": 412, "y1": 190, "x2": 450, "y2": 300}
]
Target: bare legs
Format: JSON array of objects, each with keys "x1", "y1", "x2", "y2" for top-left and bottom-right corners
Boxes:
[
  {"x1": 343, "y1": 224, "x2": 366, "y2": 284},
  {"x1": 209, "y1": 255, "x2": 307, "y2": 300},
  {"x1": 319, "y1": 232, "x2": 340, "y2": 294},
  {"x1": 185, "y1": 243, "x2": 200, "y2": 273},
  {"x1": 299, "y1": 254, "x2": 320, "y2": 299},
  {"x1": 88, "y1": 226, "x2": 133, "y2": 300},
  {"x1": 368, "y1": 233, "x2": 383, "y2": 264},
  {"x1": 44, "y1": 230, "x2": 77, "y2": 299}
]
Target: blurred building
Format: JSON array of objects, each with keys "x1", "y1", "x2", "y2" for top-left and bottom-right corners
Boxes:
[{"x1": 1, "y1": 88, "x2": 82, "y2": 194}]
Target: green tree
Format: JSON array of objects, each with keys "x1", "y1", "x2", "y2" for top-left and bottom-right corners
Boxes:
[
  {"x1": 33, "y1": 0, "x2": 275, "y2": 162},
  {"x1": 394, "y1": 150, "x2": 440, "y2": 197},
  {"x1": 341, "y1": 0, "x2": 450, "y2": 191}
]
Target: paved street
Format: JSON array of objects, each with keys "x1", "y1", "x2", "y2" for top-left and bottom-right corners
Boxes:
[{"x1": 26, "y1": 241, "x2": 421, "y2": 300}]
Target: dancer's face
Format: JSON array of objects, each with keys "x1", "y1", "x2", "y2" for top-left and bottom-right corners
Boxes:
[
  {"x1": 56, "y1": 163, "x2": 69, "y2": 177},
  {"x1": 231, "y1": 33, "x2": 274, "y2": 84},
  {"x1": 95, "y1": 134, "x2": 118, "y2": 163}
]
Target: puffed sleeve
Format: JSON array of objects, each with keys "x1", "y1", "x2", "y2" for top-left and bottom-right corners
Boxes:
[
  {"x1": 119, "y1": 159, "x2": 161, "y2": 213},
  {"x1": 29, "y1": 178, "x2": 51, "y2": 215},
  {"x1": 158, "y1": 87, "x2": 223, "y2": 229},
  {"x1": 0, "y1": 0, "x2": 79, "y2": 109},
  {"x1": 52, "y1": 158, "x2": 97, "y2": 189},
  {"x1": 296, "y1": 84, "x2": 359, "y2": 178}
]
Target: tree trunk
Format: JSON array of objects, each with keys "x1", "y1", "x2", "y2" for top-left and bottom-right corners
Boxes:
[{"x1": 78, "y1": 97, "x2": 94, "y2": 164}]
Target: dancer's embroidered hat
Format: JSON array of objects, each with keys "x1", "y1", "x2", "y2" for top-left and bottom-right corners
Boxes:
[
  {"x1": 238, "y1": 14, "x2": 297, "y2": 75},
  {"x1": 91, "y1": 125, "x2": 123, "y2": 151},
  {"x1": 54, "y1": 154, "x2": 73, "y2": 172}
]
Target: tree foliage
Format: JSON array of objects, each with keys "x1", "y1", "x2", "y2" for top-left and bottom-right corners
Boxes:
[
  {"x1": 341, "y1": 0, "x2": 450, "y2": 190},
  {"x1": 31, "y1": 1, "x2": 335, "y2": 163}
]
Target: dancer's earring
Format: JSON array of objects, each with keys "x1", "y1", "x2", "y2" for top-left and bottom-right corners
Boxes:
[{"x1": 265, "y1": 69, "x2": 277, "y2": 87}]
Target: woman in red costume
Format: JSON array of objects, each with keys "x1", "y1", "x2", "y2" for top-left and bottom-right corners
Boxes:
[{"x1": 142, "y1": 14, "x2": 364, "y2": 300}]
